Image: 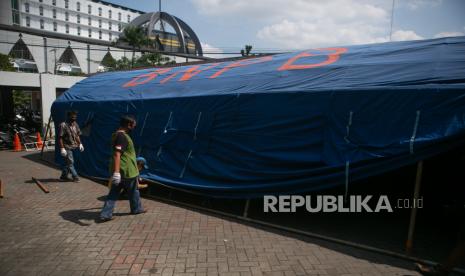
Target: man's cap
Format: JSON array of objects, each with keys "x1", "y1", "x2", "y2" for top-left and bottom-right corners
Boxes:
[{"x1": 136, "y1": 157, "x2": 149, "y2": 169}]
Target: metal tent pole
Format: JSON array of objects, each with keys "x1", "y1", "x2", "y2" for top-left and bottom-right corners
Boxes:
[
  {"x1": 406, "y1": 160, "x2": 423, "y2": 254},
  {"x1": 243, "y1": 199, "x2": 250, "y2": 218},
  {"x1": 40, "y1": 116, "x2": 52, "y2": 158}
]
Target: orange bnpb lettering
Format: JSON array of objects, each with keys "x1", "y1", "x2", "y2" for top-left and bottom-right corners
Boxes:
[
  {"x1": 209, "y1": 56, "x2": 273, "y2": 79},
  {"x1": 123, "y1": 68, "x2": 172, "y2": 88},
  {"x1": 180, "y1": 63, "x2": 220, "y2": 81},
  {"x1": 158, "y1": 63, "x2": 221, "y2": 84},
  {"x1": 278, "y1": 47, "x2": 347, "y2": 71}
]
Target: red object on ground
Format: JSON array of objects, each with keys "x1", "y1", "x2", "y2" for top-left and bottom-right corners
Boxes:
[
  {"x1": 13, "y1": 133, "x2": 21, "y2": 151},
  {"x1": 36, "y1": 132, "x2": 43, "y2": 149}
]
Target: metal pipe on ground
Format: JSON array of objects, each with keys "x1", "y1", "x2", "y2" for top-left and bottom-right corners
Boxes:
[{"x1": 32, "y1": 177, "x2": 49, "y2": 193}]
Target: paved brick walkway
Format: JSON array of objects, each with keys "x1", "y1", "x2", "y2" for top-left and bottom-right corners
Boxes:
[{"x1": 0, "y1": 151, "x2": 420, "y2": 275}]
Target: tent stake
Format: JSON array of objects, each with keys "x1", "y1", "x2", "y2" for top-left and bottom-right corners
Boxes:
[{"x1": 406, "y1": 160, "x2": 423, "y2": 254}]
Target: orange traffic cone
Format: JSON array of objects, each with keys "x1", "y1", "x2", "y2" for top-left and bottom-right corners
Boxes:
[
  {"x1": 13, "y1": 133, "x2": 21, "y2": 152},
  {"x1": 36, "y1": 132, "x2": 43, "y2": 149}
]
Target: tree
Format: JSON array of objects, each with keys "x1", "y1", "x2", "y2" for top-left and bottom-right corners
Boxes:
[
  {"x1": 241, "y1": 45, "x2": 253, "y2": 56},
  {"x1": 135, "y1": 53, "x2": 170, "y2": 67},
  {"x1": 118, "y1": 26, "x2": 151, "y2": 68},
  {"x1": 100, "y1": 52, "x2": 117, "y2": 69},
  {"x1": 115, "y1": 56, "x2": 131, "y2": 70},
  {"x1": 0, "y1": 53, "x2": 15, "y2": 72}
]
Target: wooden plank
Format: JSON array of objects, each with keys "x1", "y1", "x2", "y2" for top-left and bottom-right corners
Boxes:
[{"x1": 32, "y1": 177, "x2": 50, "y2": 194}]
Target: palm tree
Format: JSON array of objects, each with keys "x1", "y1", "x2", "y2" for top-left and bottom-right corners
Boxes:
[{"x1": 119, "y1": 26, "x2": 151, "y2": 68}]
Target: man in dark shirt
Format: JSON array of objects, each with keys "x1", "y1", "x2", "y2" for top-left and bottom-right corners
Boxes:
[
  {"x1": 100, "y1": 115, "x2": 145, "y2": 222},
  {"x1": 58, "y1": 111, "x2": 84, "y2": 182}
]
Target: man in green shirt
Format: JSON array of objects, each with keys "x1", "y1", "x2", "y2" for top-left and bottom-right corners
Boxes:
[{"x1": 100, "y1": 115, "x2": 146, "y2": 222}]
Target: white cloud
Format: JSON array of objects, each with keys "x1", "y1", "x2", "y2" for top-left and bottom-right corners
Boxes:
[
  {"x1": 433, "y1": 31, "x2": 464, "y2": 38},
  {"x1": 404, "y1": 0, "x2": 443, "y2": 10},
  {"x1": 391, "y1": 30, "x2": 424, "y2": 41},
  {"x1": 201, "y1": 42, "x2": 225, "y2": 58},
  {"x1": 192, "y1": 0, "x2": 442, "y2": 50},
  {"x1": 191, "y1": 0, "x2": 401, "y2": 49},
  {"x1": 257, "y1": 19, "x2": 388, "y2": 49}
]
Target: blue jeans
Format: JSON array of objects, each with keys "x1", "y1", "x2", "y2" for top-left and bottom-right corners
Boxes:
[
  {"x1": 61, "y1": 149, "x2": 78, "y2": 178},
  {"x1": 100, "y1": 177, "x2": 143, "y2": 219}
]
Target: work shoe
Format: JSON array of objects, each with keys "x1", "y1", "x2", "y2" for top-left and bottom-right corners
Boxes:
[
  {"x1": 131, "y1": 209, "x2": 147, "y2": 215},
  {"x1": 98, "y1": 217, "x2": 114, "y2": 223},
  {"x1": 73, "y1": 177, "x2": 80, "y2": 183},
  {"x1": 60, "y1": 176, "x2": 71, "y2": 182},
  {"x1": 415, "y1": 263, "x2": 449, "y2": 276}
]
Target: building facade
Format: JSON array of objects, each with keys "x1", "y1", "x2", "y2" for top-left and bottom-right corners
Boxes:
[
  {"x1": 0, "y1": 0, "x2": 205, "y2": 132},
  {"x1": 5, "y1": 0, "x2": 143, "y2": 42}
]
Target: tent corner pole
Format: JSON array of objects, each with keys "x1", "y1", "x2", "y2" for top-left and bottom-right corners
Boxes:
[
  {"x1": 243, "y1": 199, "x2": 251, "y2": 218},
  {"x1": 40, "y1": 116, "x2": 52, "y2": 158},
  {"x1": 406, "y1": 160, "x2": 424, "y2": 255}
]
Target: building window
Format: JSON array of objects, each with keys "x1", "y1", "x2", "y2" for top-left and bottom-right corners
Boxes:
[
  {"x1": 127, "y1": 15, "x2": 130, "y2": 23},
  {"x1": 25, "y1": 3, "x2": 29, "y2": 13},
  {"x1": 88, "y1": 5, "x2": 91, "y2": 14},
  {"x1": 65, "y1": 12, "x2": 69, "y2": 21},
  {"x1": 88, "y1": 17, "x2": 91, "y2": 25},
  {"x1": 88, "y1": 28, "x2": 91, "y2": 38},
  {"x1": 13, "y1": 11, "x2": 20, "y2": 25},
  {"x1": 118, "y1": 12, "x2": 121, "y2": 21},
  {"x1": 40, "y1": 19, "x2": 44, "y2": 29},
  {"x1": 65, "y1": 0, "x2": 69, "y2": 9},
  {"x1": 77, "y1": 2, "x2": 80, "y2": 11},
  {"x1": 99, "y1": 31, "x2": 102, "y2": 39},
  {"x1": 52, "y1": 0, "x2": 56, "y2": 6},
  {"x1": 109, "y1": 32, "x2": 112, "y2": 41},
  {"x1": 65, "y1": 24, "x2": 69, "y2": 34},
  {"x1": 11, "y1": 0, "x2": 19, "y2": 9},
  {"x1": 118, "y1": 23, "x2": 121, "y2": 32},
  {"x1": 53, "y1": 22, "x2": 57, "y2": 31},
  {"x1": 108, "y1": 22, "x2": 111, "y2": 30},
  {"x1": 77, "y1": 14, "x2": 80, "y2": 23},
  {"x1": 98, "y1": 7, "x2": 102, "y2": 16},
  {"x1": 12, "y1": 0, "x2": 20, "y2": 25},
  {"x1": 53, "y1": 9, "x2": 56, "y2": 18},
  {"x1": 77, "y1": 26, "x2": 81, "y2": 35},
  {"x1": 26, "y1": 16, "x2": 30, "y2": 27},
  {"x1": 98, "y1": 19, "x2": 102, "y2": 28},
  {"x1": 39, "y1": 6, "x2": 43, "y2": 16},
  {"x1": 108, "y1": 10, "x2": 112, "y2": 19}
]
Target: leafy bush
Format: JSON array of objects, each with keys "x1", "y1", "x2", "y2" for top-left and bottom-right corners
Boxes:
[{"x1": 0, "y1": 53, "x2": 15, "y2": 72}]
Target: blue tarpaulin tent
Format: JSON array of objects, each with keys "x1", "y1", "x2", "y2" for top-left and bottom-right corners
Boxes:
[{"x1": 51, "y1": 36, "x2": 465, "y2": 198}]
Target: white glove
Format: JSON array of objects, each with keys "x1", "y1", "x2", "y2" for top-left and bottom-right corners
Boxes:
[
  {"x1": 60, "y1": 148, "x2": 67, "y2": 157},
  {"x1": 79, "y1": 144, "x2": 84, "y2": 152},
  {"x1": 111, "y1": 172, "x2": 121, "y2": 185}
]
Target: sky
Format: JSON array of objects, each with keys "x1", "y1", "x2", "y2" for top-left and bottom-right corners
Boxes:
[{"x1": 106, "y1": 0, "x2": 465, "y2": 57}]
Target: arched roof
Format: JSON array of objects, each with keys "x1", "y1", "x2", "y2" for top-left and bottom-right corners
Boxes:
[{"x1": 126, "y1": 12, "x2": 203, "y2": 56}]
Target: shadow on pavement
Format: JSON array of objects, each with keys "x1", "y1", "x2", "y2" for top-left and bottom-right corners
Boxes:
[
  {"x1": 21, "y1": 151, "x2": 58, "y2": 170},
  {"x1": 59, "y1": 208, "x2": 101, "y2": 226},
  {"x1": 59, "y1": 207, "x2": 134, "y2": 226},
  {"x1": 24, "y1": 178, "x2": 63, "y2": 183}
]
